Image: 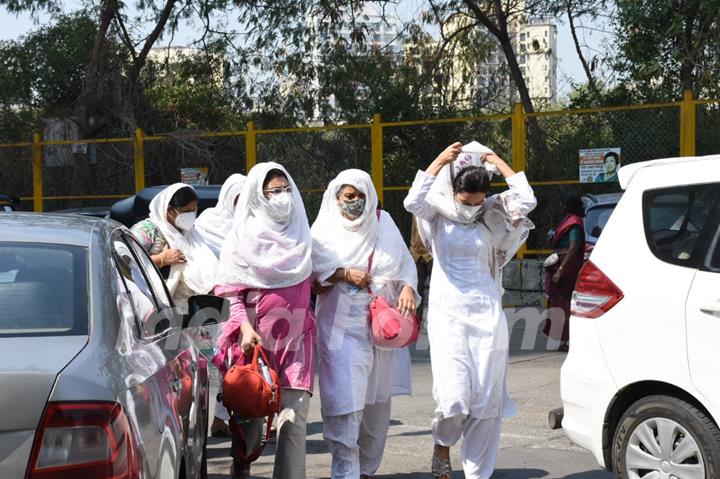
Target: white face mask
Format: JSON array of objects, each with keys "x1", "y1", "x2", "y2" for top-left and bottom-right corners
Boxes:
[
  {"x1": 174, "y1": 210, "x2": 197, "y2": 231},
  {"x1": 266, "y1": 192, "x2": 294, "y2": 222},
  {"x1": 455, "y1": 202, "x2": 483, "y2": 223}
]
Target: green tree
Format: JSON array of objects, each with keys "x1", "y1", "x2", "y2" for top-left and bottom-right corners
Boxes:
[{"x1": 612, "y1": 0, "x2": 720, "y2": 101}]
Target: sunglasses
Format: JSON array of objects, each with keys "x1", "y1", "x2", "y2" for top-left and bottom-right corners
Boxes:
[{"x1": 263, "y1": 186, "x2": 293, "y2": 196}]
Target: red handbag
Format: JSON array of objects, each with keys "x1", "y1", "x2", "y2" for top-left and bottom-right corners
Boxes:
[
  {"x1": 222, "y1": 345, "x2": 281, "y2": 419},
  {"x1": 222, "y1": 345, "x2": 281, "y2": 464},
  {"x1": 367, "y1": 210, "x2": 421, "y2": 349}
]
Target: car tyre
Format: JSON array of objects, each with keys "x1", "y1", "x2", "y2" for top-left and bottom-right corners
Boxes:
[{"x1": 612, "y1": 395, "x2": 720, "y2": 479}]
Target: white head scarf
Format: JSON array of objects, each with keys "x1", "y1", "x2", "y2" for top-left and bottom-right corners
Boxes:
[
  {"x1": 310, "y1": 169, "x2": 379, "y2": 280},
  {"x1": 215, "y1": 162, "x2": 312, "y2": 289},
  {"x1": 148, "y1": 183, "x2": 219, "y2": 295},
  {"x1": 311, "y1": 170, "x2": 418, "y2": 296},
  {"x1": 195, "y1": 174, "x2": 246, "y2": 257},
  {"x1": 427, "y1": 144, "x2": 497, "y2": 224}
]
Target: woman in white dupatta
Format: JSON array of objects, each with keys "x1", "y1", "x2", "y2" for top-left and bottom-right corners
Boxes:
[
  {"x1": 213, "y1": 162, "x2": 315, "y2": 479},
  {"x1": 131, "y1": 183, "x2": 218, "y2": 312},
  {"x1": 312, "y1": 169, "x2": 419, "y2": 479},
  {"x1": 194, "y1": 174, "x2": 246, "y2": 437},
  {"x1": 404, "y1": 143, "x2": 536, "y2": 479},
  {"x1": 195, "y1": 173, "x2": 246, "y2": 256}
]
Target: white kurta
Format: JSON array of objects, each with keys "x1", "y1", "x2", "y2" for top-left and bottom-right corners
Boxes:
[
  {"x1": 315, "y1": 211, "x2": 417, "y2": 417},
  {"x1": 404, "y1": 170, "x2": 536, "y2": 421}
]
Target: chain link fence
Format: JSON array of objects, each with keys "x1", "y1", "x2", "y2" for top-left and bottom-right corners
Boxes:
[
  {"x1": 0, "y1": 144, "x2": 32, "y2": 209},
  {"x1": 1, "y1": 96, "x2": 718, "y2": 250},
  {"x1": 40, "y1": 140, "x2": 135, "y2": 211},
  {"x1": 144, "y1": 133, "x2": 247, "y2": 187},
  {"x1": 256, "y1": 126, "x2": 372, "y2": 221},
  {"x1": 524, "y1": 105, "x2": 681, "y2": 251}
]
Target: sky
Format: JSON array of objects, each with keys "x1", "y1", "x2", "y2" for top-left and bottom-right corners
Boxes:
[{"x1": 0, "y1": 0, "x2": 610, "y2": 100}]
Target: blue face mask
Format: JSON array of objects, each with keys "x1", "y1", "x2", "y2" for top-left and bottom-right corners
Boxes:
[{"x1": 341, "y1": 198, "x2": 366, "y2": 219}]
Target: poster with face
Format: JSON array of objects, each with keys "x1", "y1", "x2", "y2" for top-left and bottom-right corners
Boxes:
[{"x1": 579, "y1": 148, "x2": 621, "y2": 183}]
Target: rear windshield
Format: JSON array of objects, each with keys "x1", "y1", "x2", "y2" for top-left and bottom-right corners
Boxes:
[
  {"x1": 0, "y1": 243, "x2": 88, "y2": 337},
  {"x1": 585, "y1": 204, "x2": 616, "y2": 242}
]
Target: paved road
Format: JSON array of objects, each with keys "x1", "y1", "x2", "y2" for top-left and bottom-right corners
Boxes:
[{"x1": 206, "y1": 351, "x2": 615, "y2": 478}]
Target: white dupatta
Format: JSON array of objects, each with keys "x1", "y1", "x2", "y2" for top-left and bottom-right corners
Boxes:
[
  {"x1": 195, "y1": 174, "x2": 246, "y2": 257},
  {"x1": 147, "y1": 183, "x2": 219, "y2": 296},
  {"x1": 215, "y1": 162, "x2": 312, "y2": 289}
]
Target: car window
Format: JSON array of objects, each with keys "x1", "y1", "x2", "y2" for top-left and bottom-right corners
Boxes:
[
  {"x1": 111, "y1": 237, "x2": 169, "y2": 337},
  {"x1": 125, "y1": 234, "x2": 172, "y2": 310},
  {"x1": 585, "y1": 205, "x2": 616, "y2": 241},
  {"x1": 0, "y1": 243, "x2": 88, "y2": 337},
  {"x1": 644, "y1": 185, "x2": 720, "y2": 267}
]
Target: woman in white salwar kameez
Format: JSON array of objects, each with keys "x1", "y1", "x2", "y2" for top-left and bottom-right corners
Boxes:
[
  {"x1": 403, "y1": 143, "x2": 536, "y2": 479},
  {"x1": 311, "y1": 169, "x2": 420, "y2": 479}
]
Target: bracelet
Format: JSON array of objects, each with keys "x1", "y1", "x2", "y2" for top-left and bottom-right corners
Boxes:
[
  {"x1": 159, "y1": 255, "x2": 164, "y2": 268},
  {"x1": 343, "y1": 268, "x2": 350, "y2": 282}
]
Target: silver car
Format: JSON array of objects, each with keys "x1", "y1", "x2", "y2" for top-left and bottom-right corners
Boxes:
[{"x1": 0, "y1": 213, "x2": 227, "y2": 479}]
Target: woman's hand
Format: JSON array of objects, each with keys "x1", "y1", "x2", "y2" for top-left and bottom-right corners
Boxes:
[
  {"x1": 159, "y1": 246, "x2": 186, "y2": 266},
  {"x1": 240, "y1": 322, "x2": 263, "y2": 354},
  {"x1": 345, "y1": 268, "x2": 373, "y2": 289},
  {"x1": 483, "y1": 153, "x2": 516, "y2": 178},
  {"x1": 397, "y1": 285, "x2": 417, "y2": 319},
  {"x1": 426, "y1": 142, "x2": 462, "y2": 176},
  {"x1": 552, "y1": 268, "x2": 562, "y2": 284},
  {"x1": 312, "y1": 280, "x2": 332, "y2": 295}
]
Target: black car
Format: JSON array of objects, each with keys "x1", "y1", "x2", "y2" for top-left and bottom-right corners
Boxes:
[
  {"x1": 110, "y1": 185, "x2": 221, "y2": 227},
  {"x1": 0, "y1": 195, "x2": 20, "y2": 212}
]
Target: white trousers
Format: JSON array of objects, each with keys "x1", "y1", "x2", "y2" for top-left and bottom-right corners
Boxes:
[
  {"x1": 432, "y1": 414, "x2": 502, "y2": 479},
  {"x1": 323, "y1": 400, "x2": 392, "y2": 478}
]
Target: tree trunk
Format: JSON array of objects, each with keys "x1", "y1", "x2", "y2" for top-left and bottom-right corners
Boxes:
[
  {"x1": 566, "y1": 0, "x2": 600, "y2": 99},
  {"x1": 72, "y1": 0, "x2": 117, "y2": 196}
]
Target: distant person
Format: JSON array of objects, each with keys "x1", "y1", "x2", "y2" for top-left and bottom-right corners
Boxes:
[
  {"x1": 404, "y1": 143, "x2": 536, "y2": 479},
  {"x1": 311, "y1": 169, "x2": 418, "y2": 479},
  {"x1": 543, "y1": 195, "x2": 586, "y2": 351},
  {"x1": 131, "y1": 183, "x2": 218, "y2": 312},
  {"x1": 595, "y1": 151, "x2": 620, "y2": 182}
]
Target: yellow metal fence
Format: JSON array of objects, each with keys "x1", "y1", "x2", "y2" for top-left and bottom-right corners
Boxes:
[{"x1": 2, "y1": 90, "x2": 719, "y2": 255}]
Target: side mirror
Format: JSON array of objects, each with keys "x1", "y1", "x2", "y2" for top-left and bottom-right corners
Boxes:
[
  {"x1": 182, "y1": 294, "x2": 230, "y2": 329},
  {"x1": 590, "y1": 226, "x2": 603, "y2": 238}
]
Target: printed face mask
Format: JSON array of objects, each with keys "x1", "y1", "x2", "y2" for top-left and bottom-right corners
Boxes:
[
  {"x1": 174, "y1": 210, "x2": 197, "y2": 231},
  {"x1": 455, "y1": 202, "x2": 483, "y2": 223},
  {"x1": 267, "y1": 191, "x2": 294, "y2": 221},
  {"x1": 341, "y1": 198, "x2": 366, "y2": 219}
]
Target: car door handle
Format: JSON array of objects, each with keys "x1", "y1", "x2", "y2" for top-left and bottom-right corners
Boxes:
[
  {"x1": 172, "y1": 378, "x2": 183, "y2": 393},
  {"x1": 700, "y1": 301, "x2": 720, "y2": 316}
]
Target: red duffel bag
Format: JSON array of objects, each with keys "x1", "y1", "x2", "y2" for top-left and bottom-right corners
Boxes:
[{"x1": 222, "y1": 345, "x2": 281, "y2": 418}]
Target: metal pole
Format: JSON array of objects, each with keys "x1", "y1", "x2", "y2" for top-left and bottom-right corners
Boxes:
[
  {"x1": 371, "y1": 113, "x2": 384, "y2": 205},
  {"x1": 246, "y1": 121, "x2": 257, "y2": 173},
  {"x1": 134, "y1": 128, "x2": 145, "y2": 192},
  {"x1": 32, "y1": 132, "x2": 43, "y2": 212}
]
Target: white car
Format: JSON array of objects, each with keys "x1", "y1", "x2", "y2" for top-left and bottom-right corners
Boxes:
[{"x1": 561, "y1": 156, "x2": 720, "y2": 478}]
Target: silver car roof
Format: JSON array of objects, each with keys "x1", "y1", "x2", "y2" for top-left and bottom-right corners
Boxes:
[{"x1": 0, "y1": 212, "x2": 114, "y2": 247}]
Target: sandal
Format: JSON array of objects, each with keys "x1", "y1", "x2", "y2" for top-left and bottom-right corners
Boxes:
[{"x1": 432, "y1": 450, "x2": 452, "y2": 478}]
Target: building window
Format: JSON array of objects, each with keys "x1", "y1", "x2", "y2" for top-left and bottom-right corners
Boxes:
[{"x1": 520, "y1": 33, "x2": 526, "y2": 41}]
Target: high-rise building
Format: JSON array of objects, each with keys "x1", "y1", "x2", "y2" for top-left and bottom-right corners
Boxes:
[
  {"x1": 303, "y1": 3, "x2": 404, "y2": 121},
  {"x1": 444, "y1": 11, "x2": 558, "y2": 110},
  {"x1": 516, "y1": 17, "x2": 557, "y2": 103}
]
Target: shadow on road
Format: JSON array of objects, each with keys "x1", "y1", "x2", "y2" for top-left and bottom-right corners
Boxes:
[{"x1": 375, "y1": 469, "x2": 610, "y2": 479}]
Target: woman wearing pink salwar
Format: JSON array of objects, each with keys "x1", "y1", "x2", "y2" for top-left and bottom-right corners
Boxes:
[{"x1": 212, "y1": 162, "x2": 315, "y2": 479}]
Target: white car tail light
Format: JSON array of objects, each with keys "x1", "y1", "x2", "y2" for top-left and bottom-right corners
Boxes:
[
  {"x1": 571, "y1": 260, "x2": 624, "y2": 319},
  {"x1": 26, "y1": 402, "x2": 141, "y2": 479}
]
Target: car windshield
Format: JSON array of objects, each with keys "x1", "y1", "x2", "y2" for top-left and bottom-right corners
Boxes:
[
  {"x1": 584, "y1": 204, "x2": 616, "y2": 242},
  {"x1": 0, "y1": 243, "x2": 88, "y2": 337}
]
